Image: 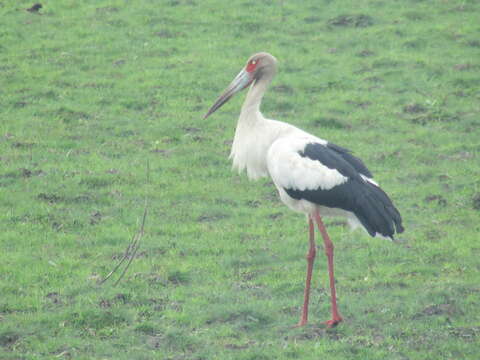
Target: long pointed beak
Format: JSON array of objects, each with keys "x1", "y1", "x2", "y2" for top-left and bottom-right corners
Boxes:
[{"x1": 204, "y1": 68, "x2": 253, "y2": 119}]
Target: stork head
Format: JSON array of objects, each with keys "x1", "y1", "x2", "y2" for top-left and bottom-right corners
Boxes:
[{"x1": 204, "y1": 52, "x2": 277, "y2": 119}]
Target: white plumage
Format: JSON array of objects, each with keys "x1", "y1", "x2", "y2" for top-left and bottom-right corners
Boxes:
[
  {"x1": 204, "y1": 52, "x2": 404, "y2": 327},
  {"x1": 268, "y1": 136, "x2": 348, "y2": 192}
]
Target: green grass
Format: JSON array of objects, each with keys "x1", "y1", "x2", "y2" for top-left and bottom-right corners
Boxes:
[{"x1": 1, "y1": 0, "x2": 479, "y2": 359}]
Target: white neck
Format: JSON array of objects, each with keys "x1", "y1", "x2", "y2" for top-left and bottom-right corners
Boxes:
[
  {"x1": 230, "y1": 71, "x2": 287, "y2": 180},
  {"x1": 239, "y1": 73, "x2": 273, "y2": 123}
]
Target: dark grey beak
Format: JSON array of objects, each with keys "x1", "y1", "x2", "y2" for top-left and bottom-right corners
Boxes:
[{"x1": 204, "y1": 68, "x2": 254, "y2": 119}]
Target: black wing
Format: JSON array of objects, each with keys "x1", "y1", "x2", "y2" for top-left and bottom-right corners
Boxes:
[
  {"x1": 325, "y1": 142, "x2": 373, "y2": 178},
  {"x1": 285, "y1": 142, "x2": 403, "y2": 238}
]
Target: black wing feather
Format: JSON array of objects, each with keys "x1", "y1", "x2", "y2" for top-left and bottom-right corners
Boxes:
[
  {"x1": 285, "y1": 142, "x2": 404, "y2": 238},
  {"x1": 326, "y1": 142, "x2": 373, "y2": 178}
]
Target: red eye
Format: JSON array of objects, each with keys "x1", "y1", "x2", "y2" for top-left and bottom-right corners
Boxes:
[{"x1": 246, "y1": 59, "x2": 258, "y2": 73}]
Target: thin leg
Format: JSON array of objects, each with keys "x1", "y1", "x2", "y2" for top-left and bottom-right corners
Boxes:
[
  {"x1": 296, "y1": 215, "x2": 316, "y2": 327},
  {"x1": 313, "y1": 210, "x2": 343, "y2": 327}
]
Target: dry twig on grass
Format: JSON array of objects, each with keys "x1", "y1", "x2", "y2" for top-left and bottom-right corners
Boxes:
[
  {"x1": 101, "y1": 160, "x2": 151, "y2": 286},
  {"x1": 100, "y1": 203, "x2": 148, "y2": 286}
]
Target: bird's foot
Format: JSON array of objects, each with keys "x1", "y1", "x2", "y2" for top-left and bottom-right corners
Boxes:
[
  {"x1": 323, "y1": 316, "x2": 343, "y2": 328},
  {"x1": 294, "y1": 318, "x2": 308, "y2": 328}
]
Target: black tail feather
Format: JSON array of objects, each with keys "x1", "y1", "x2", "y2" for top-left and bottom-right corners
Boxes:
[
  {"x1": 354, "y1": 181, "x2": 404, "y2": 239},
  {"x1": 284, "y1": 177, "x2": 404, "y2": 239}
]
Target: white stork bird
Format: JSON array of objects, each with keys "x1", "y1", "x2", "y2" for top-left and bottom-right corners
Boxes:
[{"x1": 204, "y1": 52, "x2": 404, "y2": 327}]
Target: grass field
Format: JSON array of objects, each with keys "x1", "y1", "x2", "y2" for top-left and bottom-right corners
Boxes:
[{"x1": 1, "y1": 0, "x2": 479, "y2": 359}]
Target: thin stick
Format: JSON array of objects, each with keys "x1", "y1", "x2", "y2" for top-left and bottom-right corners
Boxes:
[
  {"x1": 99, "y1": 230, "x2": 138, "y2": 285},
  {"x1": 112, "y1": 204, "x2": 147, "y2": 286},
  {"x1": 100, "y1": 158, "x2": 150, "y2": 286}
]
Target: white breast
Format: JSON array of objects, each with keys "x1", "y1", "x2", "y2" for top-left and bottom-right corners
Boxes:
[
  {"x1": 229, "y1": 114, "x2": 302, "y2": 180},
  {"x1": 267, "y1": 136, "x2": 347, "y2": 192}
]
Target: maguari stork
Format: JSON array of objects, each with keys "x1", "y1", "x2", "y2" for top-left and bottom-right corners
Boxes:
[{"x1": 204, "y1": 52, "x2": 404, "y2": 327}]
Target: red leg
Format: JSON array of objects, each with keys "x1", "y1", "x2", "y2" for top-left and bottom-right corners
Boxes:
[
  {"x1": 313, "y1": 210, "x2": 343, "y2": 327},
  {"x1": 296, "y1": 215, "x2": 316, "y2": 327}
]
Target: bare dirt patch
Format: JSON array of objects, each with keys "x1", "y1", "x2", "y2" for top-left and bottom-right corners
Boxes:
[
  {"x1": 403, "y1": 103, "x2": 427, "y2": 114},
  {"x1": 357, "y1": 49, "x2": 375, "y2": 57},
  {"x1": 412, "y1": 303, "x2": 462, "y2": 319},
  {"x1": 472, "y1": 193, "x2": 480, "y2": 210},
  {"x1": 424, "y1": 195, "x2": 447, "y2": 206},
  {"x1": 449, "y1": 326, "x2": 480, "y2": 342},
  {"x1": 46, "y1": 292, "x2": 63, "y2": 305},
  {"x1": 311, "y1": 117, "x2": 351, "y2": 129},
  {"x1": 271, "y1": 84, "x2": 294, "y2": 94},
  {"x1": 328, "y1": 14, "x2": 374, "y2": 28},
  {"x1": 0, "y1": 331, "x2": 20, "y2": 348},
  {"x1": 197, "y1": 213, "x2": 229, "y2": 222}
]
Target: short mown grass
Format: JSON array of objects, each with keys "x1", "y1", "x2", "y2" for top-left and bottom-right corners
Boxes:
[{"x1": 1, "y1": 0, "x2": 479, "y2": 359}]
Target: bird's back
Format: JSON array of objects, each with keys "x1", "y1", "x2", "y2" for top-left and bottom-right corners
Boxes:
[{"x1": 267, "y1": 136, "x2": 404, "y2": 239}]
